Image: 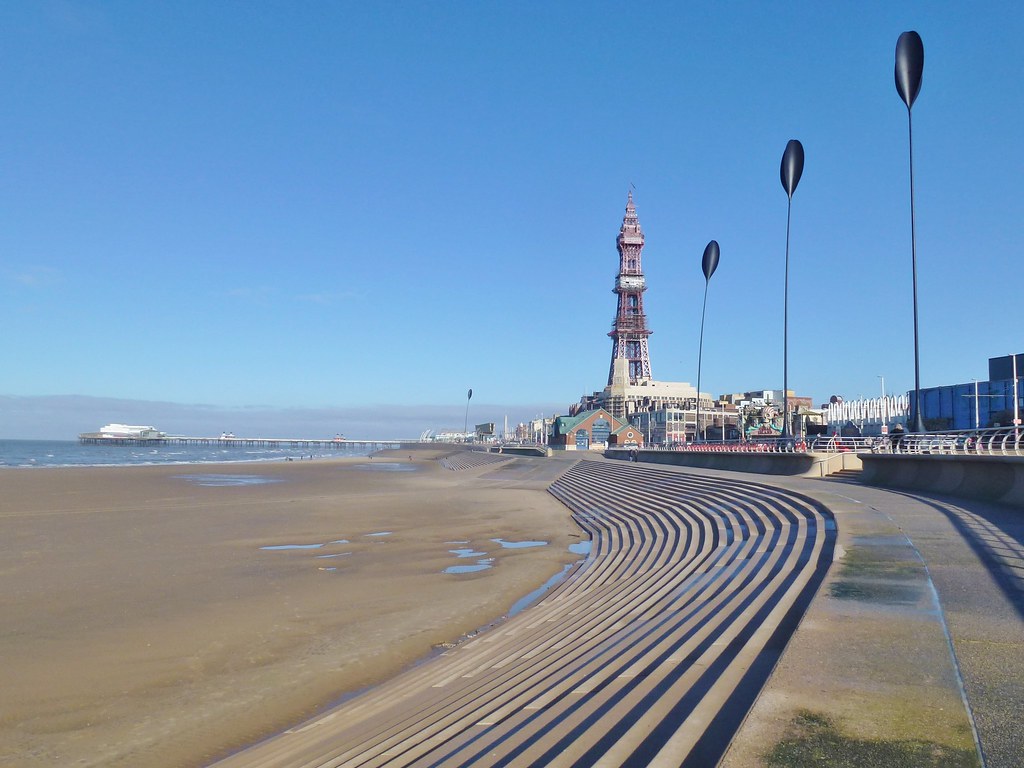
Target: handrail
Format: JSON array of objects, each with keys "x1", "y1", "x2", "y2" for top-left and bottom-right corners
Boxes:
[
  {"x1": 881, "y1": 426, "x2": 1023, "y2": 456},
  {"x1": 616, "y1": 427, "x2": 1023, "y2": 457}
]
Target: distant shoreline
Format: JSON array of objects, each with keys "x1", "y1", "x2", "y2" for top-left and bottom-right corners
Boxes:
[{"x1": 0, "y1": 437, "x2": 379, "y2": 470}]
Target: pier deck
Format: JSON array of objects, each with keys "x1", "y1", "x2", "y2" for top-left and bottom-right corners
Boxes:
[{"x1": 77, "y1": 434, "x2": 403, "y2": 449}]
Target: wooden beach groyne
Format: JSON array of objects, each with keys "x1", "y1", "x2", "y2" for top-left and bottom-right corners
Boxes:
[{"x1": 213, "y1": 456, "x2": 835, "y2": 767}]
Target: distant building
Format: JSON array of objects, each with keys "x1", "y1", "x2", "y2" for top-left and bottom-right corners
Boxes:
[
  {"x1": 573, "y1": 194, "x2": 710, "y2": 423},
  {"x1": 918, "y1": 353, "x2": 1023, "y2": 430},
  {"x1": 511, "y1": 417, "x2": 551, "y2": 444},
  {"x1": 550, "y1": 409, "x2": 642, "y2": 451},
  {"x1": 607, "y1": 191, "x2": 653, "y2": 386},
  {"x1": 630, "y1": 407, "x2": 694, "y2": 446},
  {"x1": 578, "y1": 370, "x2": 704, "y2": 422},
  {"x1": 824, "y1": 395, "x2": 909, "y2": 436},
  {"x1": 99, "y1": 424, "x2": 166, "y2": 439},
  {"x1": 723, "y1": 391, "x2": 820, "y2": 439},
  {"x1": 823, "y1": 353, "x2": 1023, "y2": 433},
  {"x1": 567, "y1": 195, "x2": 816, "y2": 443},
  {"x1": 430, "y1": 430, "x2": 472, "y2": 443}
]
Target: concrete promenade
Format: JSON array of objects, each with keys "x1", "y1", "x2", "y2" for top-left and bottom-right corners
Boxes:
[
  {"x1": 211, "y1": 452, "x2": 1021, "y2": 767},
  {"x1": 721, "y1": 467, "x2": 1022, "y2": 767}
]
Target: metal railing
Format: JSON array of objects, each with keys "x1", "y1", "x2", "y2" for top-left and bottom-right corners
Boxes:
[
  {"x1": 620, "y1": 427, "x2": 1023, "y2": 457},
  {"x1": 808, "y1": 435, "x2": 890, "y2": 454},
  {"x1": 866, "y1": 426, "x2": 1023, "y2": 456},
  {"x1": 641, "y1": 438, "x2": 817, "y2": 454}
]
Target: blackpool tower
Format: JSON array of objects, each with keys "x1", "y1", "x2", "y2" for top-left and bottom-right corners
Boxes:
[{"x1": 607, "y1": 191, "x2": 653, "y2": 386}]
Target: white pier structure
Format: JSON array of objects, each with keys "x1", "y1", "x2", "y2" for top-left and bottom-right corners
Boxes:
[{"x1": 78, "y1": 433, "x2": 404, "y2": 450}]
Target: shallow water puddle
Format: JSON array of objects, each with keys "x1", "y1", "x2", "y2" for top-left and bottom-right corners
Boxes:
[
  {"x1": 444, "y1": 560, "x2": 494, "y2": 574},
  {"x1": 177, "y1": 474, "x2": 283, "y2": 487},
  {"x1": 569, "y1": 541, "x2": 592, "y2": 556},
  {"x1": 260, "y1": 537, "x2": 351, "y2": 556},
  {"x1": 492, "y1": 538, "x2": 548, "y2": 549},
  {"x1": 450, "y1": 548, "x2": 488, "y2": 558},
  {"x1": 509, "y1": 563, "x2": 574, "y2": 615},
  {"x1": 443, "y1": 537, "x2": 583, "y2": 577},
  {"x1": 356, "y1": 463, "x2": 418, "y2": 472}
]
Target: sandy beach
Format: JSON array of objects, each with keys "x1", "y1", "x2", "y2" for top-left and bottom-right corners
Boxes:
[{"x1": 0, "y1": 449, "x2": 580, "y2": 767}]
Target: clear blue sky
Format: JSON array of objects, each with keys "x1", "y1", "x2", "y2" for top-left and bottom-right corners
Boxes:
[{"x1": 2, "y1": 1, "x2": 1021, "y2": 439}]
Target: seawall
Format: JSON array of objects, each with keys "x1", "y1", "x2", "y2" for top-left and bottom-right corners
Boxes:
[
  {"x1": 605, "y1": 449, "x2": 862, "y2": 477},
  {"x1": 858, "y1": 454, "x2": 1024, "y2": 508}
]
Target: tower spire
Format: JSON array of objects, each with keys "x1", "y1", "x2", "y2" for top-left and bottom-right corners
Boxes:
[{"x1": 607, "y1": 192, "x2": 653, "y2": 386}]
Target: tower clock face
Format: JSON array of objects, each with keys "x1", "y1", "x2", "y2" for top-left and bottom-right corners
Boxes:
[{"x1": 617, "y1": 275, "x2": 646, "y2": 291}]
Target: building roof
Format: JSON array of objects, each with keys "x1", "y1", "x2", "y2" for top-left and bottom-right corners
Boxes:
[{"x1": 553, "y1": 408, "x2": 620, "y2": 434}]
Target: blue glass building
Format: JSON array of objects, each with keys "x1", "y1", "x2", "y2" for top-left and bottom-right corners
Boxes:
[{"x1": 919, "y1": 354, "x2": 1023, "y2": 430}]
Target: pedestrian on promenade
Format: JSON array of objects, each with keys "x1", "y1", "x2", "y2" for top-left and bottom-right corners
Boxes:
[{"x1": 890, "y1": 422, "x2": 905, "y2": 452}]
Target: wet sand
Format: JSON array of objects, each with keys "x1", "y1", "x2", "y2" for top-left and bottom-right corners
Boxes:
[{"x1": 0, "y1": 449, "x2": 580, "y2": 767}]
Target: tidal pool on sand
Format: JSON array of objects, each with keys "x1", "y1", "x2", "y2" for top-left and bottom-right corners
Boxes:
[
  {"x1": 444, "y1": 560, "x2": 493, "y2": 574},
  {"x1": 450, "y1": 548, "x2": 488, "y2": 559},
  {"x1": 177, "y1": 474, "x2": 284, "y2": 487},
  {"x1": 569, "y1": 541, "x2": 592, "y2": 556},
  {"x1": 492, "y1": 538, "x2": 548, "y2": 549}
]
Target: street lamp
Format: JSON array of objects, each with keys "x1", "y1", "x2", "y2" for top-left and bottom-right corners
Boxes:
[
  {"x1": 895, "y1": 30, "x2": 927, "y2": 433},
  {"x1": 696, "y1": 240, "x2": 720, "y2": 444},
  {"x1": 464, "y1": 388, "x2": 473, "y2": 442},
  {"x1": 780, "y1": 139, "x2": 804, "y2": 439}
]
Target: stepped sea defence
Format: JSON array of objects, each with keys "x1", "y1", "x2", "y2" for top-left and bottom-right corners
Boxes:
[{"x1": 213, "y1": 457, "x2": 835, "y2": 766}]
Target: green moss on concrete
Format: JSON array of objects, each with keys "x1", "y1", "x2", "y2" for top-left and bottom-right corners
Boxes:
[
  {"x1": 829, "y1": 578, "x2": 924, "y2": 604},
  {"x1": 829, "y1": 543, "x2": 928, "y2": 604},
  {"x1": 838, "y1": 544, "x2": 923, "y2": 577},
  {"x1": 765, "y1": 710, "x2": 979, "y2": 768}
]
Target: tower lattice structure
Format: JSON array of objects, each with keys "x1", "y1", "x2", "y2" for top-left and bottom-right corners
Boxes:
[{"x1": 607, "y1": 192, "x2": 653, "y2": 386}]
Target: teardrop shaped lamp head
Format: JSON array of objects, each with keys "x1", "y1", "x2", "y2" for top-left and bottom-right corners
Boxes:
[
  {"x1": 780, "y1": 139, "x2": 804, "y2": 198},
  {"x1": 702, "y1": 240, "x2": 720, "y2": 282},
  {"x1": 467, "y1": 388, "x2": 473, "y2": 400},
  {"x1": 895, "y1": 31, "x2": 924, "y2": 110}
]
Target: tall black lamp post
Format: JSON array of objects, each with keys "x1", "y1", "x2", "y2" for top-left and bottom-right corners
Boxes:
[
  {"x1": 695, "y1": 240, "x2": 720, "y2": 443},
  {"x1": 895, "y1": 30, "x2": 927, "y2": 433},
  {"x1": 464, "y1": 388, "x2": 473, "y2": 442},
  {"x1": 780, "y1": 139, "x2": 804, "y2": 439}
]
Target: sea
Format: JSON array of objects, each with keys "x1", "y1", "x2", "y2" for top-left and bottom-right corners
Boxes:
[{"x1": 0, "y1": 439, "x2": 377, "y2": 469}]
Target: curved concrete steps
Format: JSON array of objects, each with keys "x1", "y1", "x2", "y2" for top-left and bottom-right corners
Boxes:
[
  {"x1": 213, "y1": 460, "x2": 834, "y2": 767},
  {"x1": 440, "y1": 452, "x2": 513, "y2": 471}
]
